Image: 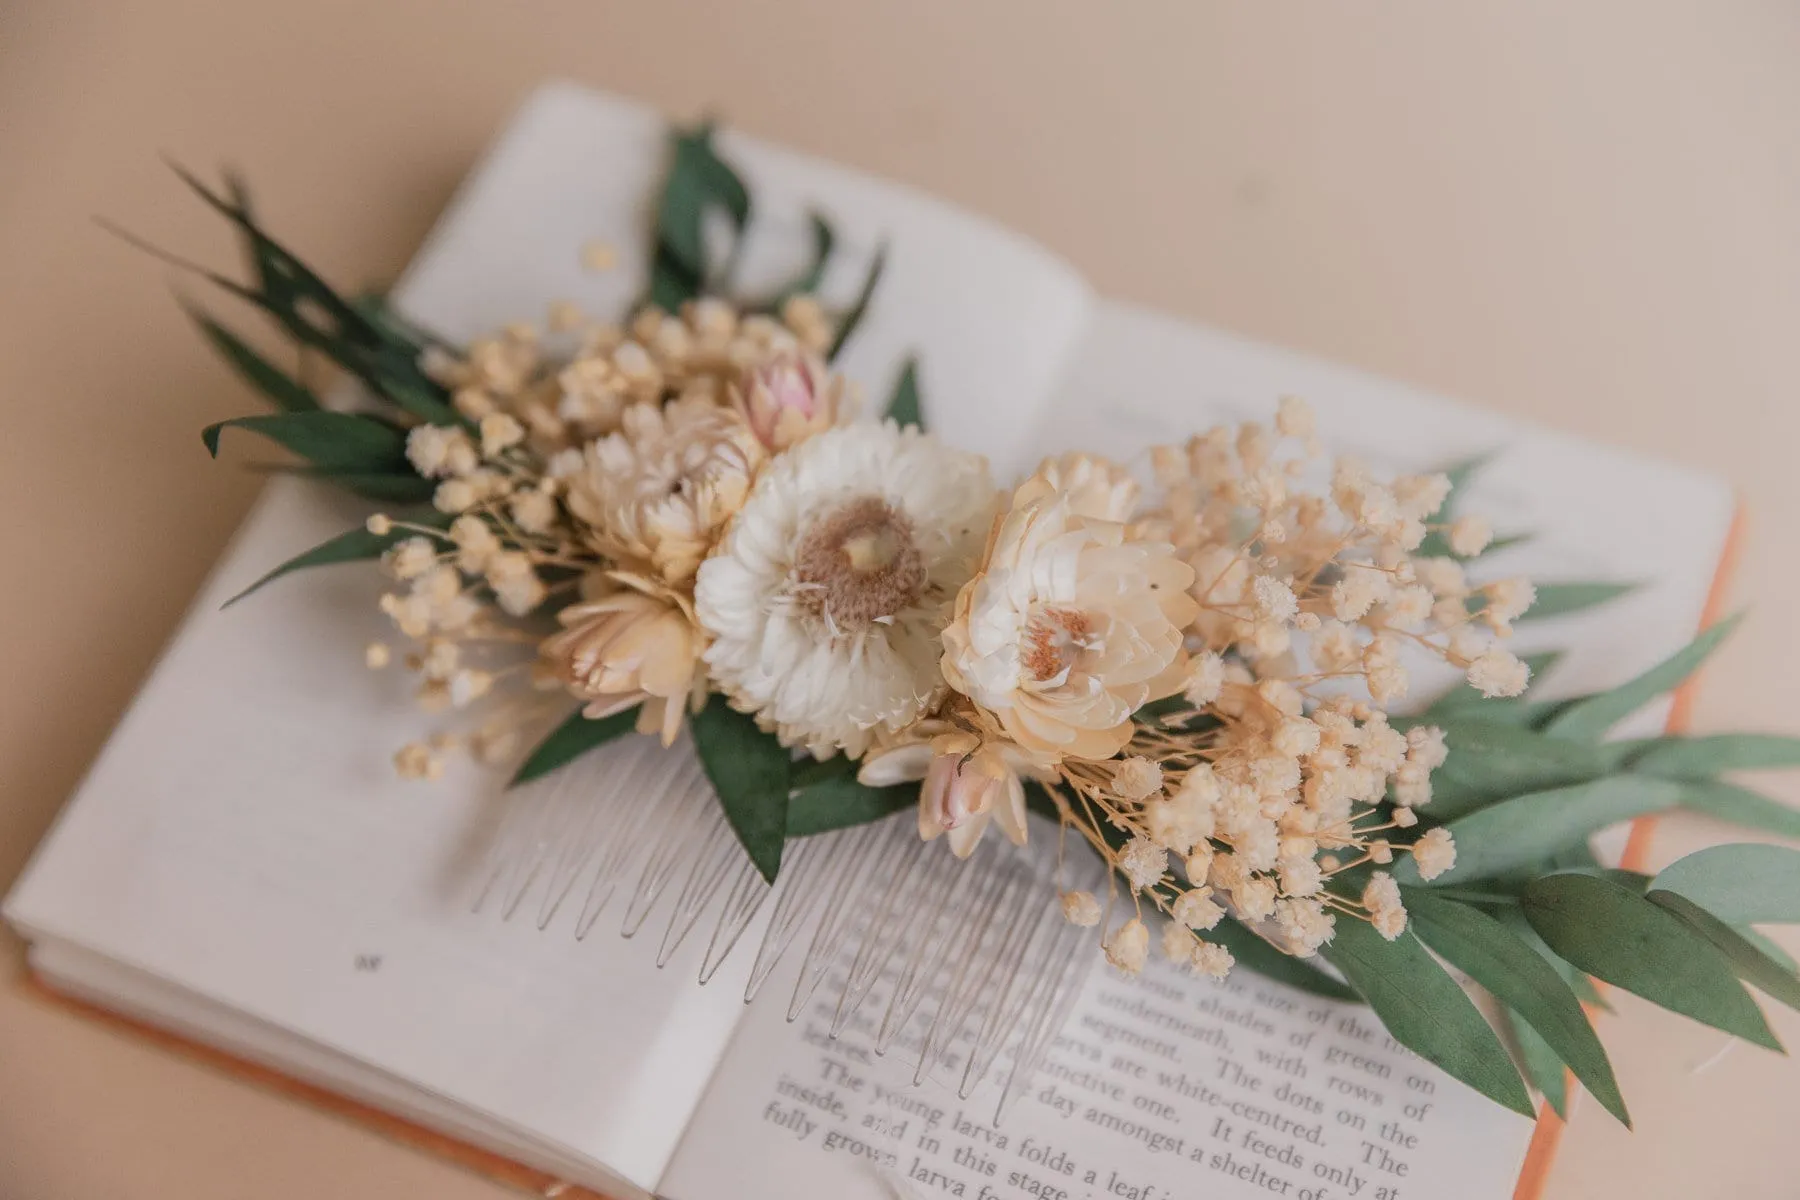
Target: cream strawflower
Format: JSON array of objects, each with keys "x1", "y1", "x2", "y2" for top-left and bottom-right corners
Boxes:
[
  {"x1": 539, "y1": 572, "x2": 704, "y2": 746},
  {"x1": 566, "y1": 395, "x2": 765, "y2": 584},
  {"x1": 695, "y1": 421, "x2": 997, "y2": 757},
  {"x1": 941, "y1": 461, "x2": 1198, "y2": 763}
]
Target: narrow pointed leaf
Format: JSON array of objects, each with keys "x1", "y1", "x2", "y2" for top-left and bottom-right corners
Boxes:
[
  {"x1": 222, "y1": 513, "x2": 448, "y2": 606},
  {"x1": 1496, "y1": 906, "x2": 1608, "y2": 1011},
  {"x1": 690, "y1": 694, "x2": 791, "y2": 883},
  {"x1": 1209, "y1": 918, "x2": 1359, "y2": 1002},
  {"x1": 1522, "y1": 873, "x2": 1781, "y2": 1050},
  {"x1": 511, "y1": 705, "x2": 642, "y2": 786},
  {"x1": 826, "y1": 241, "x2": 888, "y2": 362},
  {"x1": 1631, "y1": 734, "x2": 1800, "y2": 780},
  {"x1": 1651, "y1": 844, "x2": 1800, "y2": 923},
  {"x1": 186, "y1": 304, "x2": 320, "y2": 412},
  {"x1": 1320, "y1": 919, "x2": 1534, "y2": 1117},
  {"x1": 1647, "y1": 890, "x2": 1800, "y2": 1012},
  {"x1": 1671, "y1": 779, "x2": 1800, "y2": 840},
  {"x1": 1515, "y1": 581, "x2": 1640, "y2": 623},
  {"x1": 203, "y1": 411, "x2": 409, "y2": 472},
  {"x1": 1501, "y1": 1006, "x2": 1569, "y2": 1118},
  {"x1": 1545, "y1": 613, "x2": 1744, "y2": 741},
  {"x1": 280, "y1": 467, "x2": 436, "y2": 504},
  {"x1": 884, "y1": 356, "x2": 923, "y2": 430},
  {"x1": 1395, "y1": 776, "x2": 1683, "y2": 885},
  {"x1": 765, "y1": 211, "x2": 836, "y2": 305},
  {"x1": 1404, "y1": 889, "x2": 1628, "y2": 1124}
]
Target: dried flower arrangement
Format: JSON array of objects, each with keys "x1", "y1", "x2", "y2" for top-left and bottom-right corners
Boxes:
[{"x1": 150, "y1": 123, "x2": 1800, "y2": 1126}]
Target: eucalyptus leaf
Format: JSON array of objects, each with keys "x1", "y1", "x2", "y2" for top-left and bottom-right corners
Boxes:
[
  {"x1": 1650, "y1": 844, "x2": 1800, "y2": 923},
  {"x1": 885, "y1": 356, "x2": 923, "y2": 431},
  {"x1": 1515, "y1": 581, "x2": 1640, "y2": 623},
  {"x1": 1208, "y1": 918, "x2": 1359, "y2": 1003},
  {"x1": 1396, "y1": 776, "x2": 1683, "y2": 884},
  {"x1": 282, "y1": 466, "x2": 436, "y2": 504},
  {"x1": 1736, "y1": 924, "x2": 1800, "y2": 975},
  {"x1": 1672, "y1": 779, "x2": 1800, "y2": 840},
  {"x1": 691, "y1": 694, "x2": 791, "y2": 883},
  {"x1": 1522, "y1": 873, "x2": 1781, "y2": 1050},
  {"x1": 1319, "y1": 919, "x2": 1534, "y2": 1117},
  {"x1": 1496, "y1": 906, "x2": 1608, "y2": 1011},
  {"x1": 1646, "y1": 890, "x2": 1800, "y2": 1012},
  {"x1": 511, "y1": 705, "x2": 642, "y2": 786},
  {"x1": 826, "y1": 242, "x2": 888, "y2": 362},
  {"x1": 1501, "y1": 1006, "x2": 1568, "y2": 1119},
  {"x1": 1404, "y1": 889, "x2": 1627, "y2": 1124},
  {"x1": 1413, "y1": 718, "x2": 1613, "y2": 819},
  {"x1": 185, "y1": 303, "x2": 321, "y2": 412},
  {"x1": 1631, "y1": 734, "x2": 1800, "y2": 781},
  {"x1": 222, "y1": 512, "x2": 449, "y2": 606},
  {"x1": 1544, "y1": 613, "x2": 1744, "y2": 741}
]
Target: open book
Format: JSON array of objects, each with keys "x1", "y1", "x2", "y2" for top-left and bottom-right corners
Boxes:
[{"x1": 4, "y1": 82, "x2": 1737, "y2": 1200}]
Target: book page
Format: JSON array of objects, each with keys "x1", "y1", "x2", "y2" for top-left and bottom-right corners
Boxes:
[
  {"x1": 4, "y1": 82, "x2": 1094, "y2": 1193},
  {"x1": 659, "y1": 935, "x2": 1535, "y2": 1200},
  {"x1": 660, "y1": 299, "x2": 1737, "y2": 1200}
]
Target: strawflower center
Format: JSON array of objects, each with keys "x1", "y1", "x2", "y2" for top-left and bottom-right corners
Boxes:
[{"x1": 792, "y1": 496, "x2": 927, "y2": 634}]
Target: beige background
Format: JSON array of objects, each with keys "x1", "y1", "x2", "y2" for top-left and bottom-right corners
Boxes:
[{"x1": 3, "y1": 2, "x2": 1799, "y2": 1196}]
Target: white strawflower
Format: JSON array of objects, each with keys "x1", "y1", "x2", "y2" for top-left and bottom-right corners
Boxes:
[
  {"x1": 695, "y1": 421, "x2": 996, "y2": 757},
  {"x1": 567, "y1": 395, "x2": 765, "y2": 584},
  {"x1": 1060, "y1": 890, "x2": 1102, "y2": 927},
  {"x1": 1104, "y1": 917, "x2": 1150, "y2": 974}
]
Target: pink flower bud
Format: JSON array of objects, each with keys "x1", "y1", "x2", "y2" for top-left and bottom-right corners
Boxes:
[{"x1": 735, "y1": 355, "x2": 840, "y2": 450}]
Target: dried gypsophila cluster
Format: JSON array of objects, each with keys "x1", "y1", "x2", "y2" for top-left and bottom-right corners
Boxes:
[
  {"x1": 364, "y1": 289, "x2": 855, "y2": 777},
  {"x1": 858, "y1": 397, "x2": 1532, "y2": 981}
]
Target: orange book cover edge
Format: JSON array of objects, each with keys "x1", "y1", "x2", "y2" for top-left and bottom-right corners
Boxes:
[{"x1": 12, "y1": 504, "x2": 1750, "y2": 1200}]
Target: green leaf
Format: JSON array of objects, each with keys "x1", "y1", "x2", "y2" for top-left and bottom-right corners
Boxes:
[
  {"x1": 1412, "y1": 652, "x2": 1563, "y2": 731},
  {"x1": 203, "y1": 411, "x2": 410, "y2": 472},
  {"x1": 1522, "y1": 873, "x2": 1781, "y2": 1050},
  {"x1": 1495, "y1": 906, "x2": 1608, "y2": 1011},
  {"x1": 884, "y1": 356, "x2": 923, "y2": 431},
  {"x1": 1515, "y1": 581, "x2": 1640, "y2": 623},
  {"x1": 186, "y1": 303, "x2": 321, "y2": 412},
  {"x1": 644, "y1": 122, "x2": 752, "y2": 309},
  {"x1": 510, "y1": 705, "x2": 642, "y2": 786},
  {"x1": 171, "y1": 164, "x2": 458, "y2": 426},
  {"x1": 764, "y1": 211, "x2": 836, "y2": 305},
  {"x1": 1631, "y1": 734, "x2": 1800, "y2": 780},
  {"x1": 1397, "y1": 776, "x2": 1683, "y2": 885},
  {"x1": 785, "y1": 757, "x2": 916, "y2": 838},
  {"x1": 1544, "y1": 613, "x2": 1745, "y2": 741},
  {"x1": 1414, "y1": 718, "x2": 1614, "y2": 819},
  {"x1": 1208, "y1": 918, "x2": 1359, "y2": 1003},
  {"x1": 1404, "y1": 889, "x2": 1628, "y2": 1124},
  {"x1": 1672, "y1": 779, "x2": 1800, "y2": 840},
  {"x1": 1736, "y1": 924, "x2": 1800, "y2": 975},
  {"x1": 1651, "y1": 844, "x2": 1800, "y2": 923},
  {"x1": 222, "y1": 512, "x2": 448, "y2": 606},
  {"x1": 1319, "y1": 919, "x2": 1534, "y2": 1117},
  {"x1": 1501, "y1": 1006, "x2": 1569, "y2": 1118},
  {"x1": 826, "y1": 241, "x2": 888, "y2": 362},
  {"x1": 690, "y1": 694, "x2": 791, "y2": 883},
  {"x1": 281, "y1": 467, "x2": 436, "y2": 504},
  {"x1": 1647, "y1": 890, "x2": 1800, "y2": 1012}
]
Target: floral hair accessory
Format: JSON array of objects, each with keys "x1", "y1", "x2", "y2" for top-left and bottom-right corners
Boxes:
[{"x1": 150, "y1": 122, "x2": 1800, "y2": 1126}]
